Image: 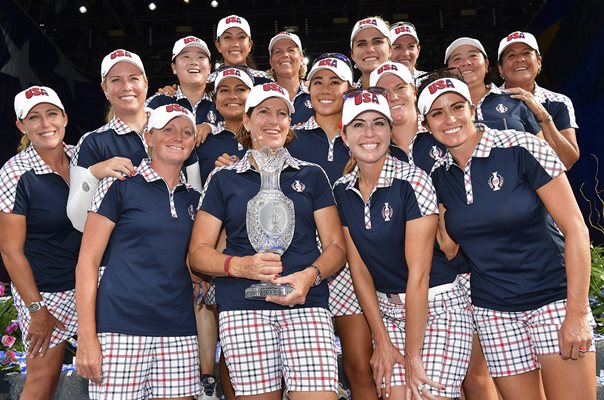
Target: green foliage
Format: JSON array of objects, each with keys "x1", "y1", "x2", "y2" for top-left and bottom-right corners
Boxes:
[{"x1": 590, "y1": 244, "x2": 604, "y2": 335}]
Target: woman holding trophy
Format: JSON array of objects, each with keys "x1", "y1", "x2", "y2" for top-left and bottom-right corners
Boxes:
[{"x1": 188, "y1": 83, "x2": 346, "y2": 399}]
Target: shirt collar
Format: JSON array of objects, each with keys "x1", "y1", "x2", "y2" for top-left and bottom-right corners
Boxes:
[
  {"x1": 212, "y1": 120, "x2": 227, "y2": 135},
  {"x1": 108, "y1": 114, "x2": 149, "y2": 136},
  {"x1": 344, "y1": 154, "x2": 399, "y2": 190},
  {"x1": 174, "y1": 85, "x2": 213, "y2": 103},
  {"x1": 25, "y1": 143, "x2": 74, "y2": 175},
  {"x1": 441, "y1": 124, "x2": 496, "y2": 170},
  {"x1": 235, "y1": 148, "x2": 300, "y2": 174},
  {"x1": 136, "y1": 158, "x2": 189, "y2": 188},
  {"x1": 531, "y1": 82, "x2": 547, "y2": 103}
]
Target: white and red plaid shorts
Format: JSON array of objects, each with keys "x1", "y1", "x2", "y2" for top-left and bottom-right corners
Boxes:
[
  {"x1": 11, "y1": 285, "x2": 78, "y2": 353},
  {"x1": 88, "y1": 333, "x2": 200, "y2": 400},
  {"x1": 219, "y1": 307, "x2": 338, "y2": 396},
  {"x1": 377, "y1": 282, "x2": 473, "y2": 398},
  {"x1": 473, "y1": 298, "x2": 596, "y2": 377},
  {"x1": 328, "y1": 264, "x2": 363, "y2": 316}
]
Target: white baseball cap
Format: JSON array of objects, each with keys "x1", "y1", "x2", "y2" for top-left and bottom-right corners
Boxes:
[
  {"x1": 214, "y1": 67, "x2": 254, "y2": 90},
  {"x1": 245, "y1": 83, "x2": 295, "y2": 114},
  {"x1": 342, "y1": 89, "x2": 392, "y2": 126},
  {"x1": 390, "y1": 22, "x2": 419, "y2": 44},
  {"x1": 172, "y1": 36, "x2": 211, "y2": 60},
  {"x1": 497, "y1": 31, "x2": 540, "y2": 60},
  {"x1": 146, "y1": 104, "x2": 196, "y2": 133},
  {"x1": 350, "y1": 17, "x2": 390, "y2": 48},
  {"x1": 417, "y1": 77, "x2": 472, "y2": 115},
  {"x1": 216, "y1": 15, "x2": 251, "y2": 38},
  {"x1": 307, "y1": 55, "x2": 354, "y2": 85},
  {"x1": 101, "y1": 49, "x2": 146, "y2": 81},
  {"x1": 268, "y1": 31, "x2": 303, "y2": 56},
  {"x1": 443, "y1": 37, "x2": 486, "y2": 64},
  {"x1": 370, "y1": 61, "x2": 413, "y2": 87},
  {"x1": 14, "y1": 86, "x2": 65, "y2": 120}
]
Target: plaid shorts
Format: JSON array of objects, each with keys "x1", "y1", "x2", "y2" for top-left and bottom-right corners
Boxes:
[
  {"x1": 328, "y1": 264, "x2": 363, "y2": 317},
  {"x1": 377, "y1": 283, "x2": 473, "y2": 398},
  {"x1": 474, "y1": 298, "x2": 597, "y2": 377},
  {"x1": 11, "y1": 285, "x2": 78, "y2": 353},
  {"x1": 88, "y1": 333, "x2": 200, "y2": 400},
  {"x1": 219, "y1": 307, "x2": 338, "y2": 396},
  {"x1": 204, "y1": 281, "x2": 216, "y2": 305}
]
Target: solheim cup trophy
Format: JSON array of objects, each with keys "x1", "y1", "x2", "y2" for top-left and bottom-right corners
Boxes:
[{"x1": 244, "y1": 147, "x2": 296, "y2": 300}]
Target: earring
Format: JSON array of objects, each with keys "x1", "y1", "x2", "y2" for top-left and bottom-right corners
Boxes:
[{"x1": 500, "y1": 73, "x2": 504, "y2": 79}]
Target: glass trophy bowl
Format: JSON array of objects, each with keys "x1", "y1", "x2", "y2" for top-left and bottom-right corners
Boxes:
[{"x1": 244, "y1": 148, "x2": 295, "y2": 301}]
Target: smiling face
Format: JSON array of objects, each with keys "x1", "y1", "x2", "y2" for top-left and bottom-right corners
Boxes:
[
  {"x1": 392, "y1": 35, "x2": 420, "y2": 70},
  {"x1": 498, "y1": 42, "x2": 542, "y2": 88},
  {"x1": 446, "y1": 45, "x2": 488, "y2": 89},
  {"x1": 351, "y1": 28, "x2": 392, "y2": 76},
  {"x1": 309, "y1": 69, "x2": 348, "y2": 118},
  {"x1": 172, "y1": 48, "x2": 211, "y2": 87},
  {"x1": 423, "y1": 92, "x2": 476, "y2": 151},
  {"x1": 243, "y1": 97, "x2": 291, "y2": 150},
  {"x1": 101, "y1": 62, "x2": 148, "y2": 117},
  {"x1": 215, "y1": 27, "x2": 253, "y2": 66},
  {"x1": 144, "y1": 116, "x2": 195, "y2": 165},
  {"x1": 376, "y1": 74, "x2": 416, "y2": 124},
  {"x1": 269, "y1": 38, "x2": 303, "y2": 80},
  {"x1": 342, "y1": 110, "x2": 391, "y2": 166},
  {"x1": 16, "y1": 103, "x2": 67, "y2": 152},
  {"x1": 215, "y1": 77, "x2": 251, "y2": 122}
]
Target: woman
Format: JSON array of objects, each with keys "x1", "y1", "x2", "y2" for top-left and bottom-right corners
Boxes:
[
  {"x1": 0, "y1": 86, "x2": 80, "y2": 398},
  {"x1": 188, "y1": 83, "x2": 346, "y2": 399},
  {"x1": 208, "y1": 14, "x2": 272, "y2": 85},
  {"x1": 334, "y1": 89, "x2": 461, "y2": 400},
  {"x1": 389, "y1": 22, "x2": 425, "y2": 81},
  {"x1": 497, "y1": 31, "x2": 579, "y2": 169},
  {"x1": 445, "y1": 37, "x2": 541, "y2": 135},
  {"x1": 350, "y1": 16, "x2": 392, "y2": 88},
  {"x1": 146, "y1": 35, "x2": 215, "y2": 147},
  {"x1": 370, "y1": 61, "x2": 474, "y2": 400},
  {"x1": 288, "y1": 53, "x2": 377, "y2": 399},
  {"x1": 419, "y1": 72, "x2": 595, "y2": 400},
  {"x1": 75, "y1": 104, "x2": 201, "y2": 399},
  {"x1": 268, "y1": 31, "x2": 314, "y2": 126}
]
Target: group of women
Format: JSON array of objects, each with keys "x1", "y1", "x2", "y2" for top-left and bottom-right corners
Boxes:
[{"x1": 0, "y1": 11, "x2": 594, "y2": 400}]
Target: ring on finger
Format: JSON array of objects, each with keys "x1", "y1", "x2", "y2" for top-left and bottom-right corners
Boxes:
[
  {"x1": 579, "y1": 346, "x2": 588, "y2": 353},
  {"x1": 418, "y1": 383, "x2": 425, "y2": 393}
]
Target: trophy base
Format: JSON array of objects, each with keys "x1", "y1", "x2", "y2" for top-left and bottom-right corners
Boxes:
[{"x1": 245, "y1": 282, "x2": 293, "y2": 300}]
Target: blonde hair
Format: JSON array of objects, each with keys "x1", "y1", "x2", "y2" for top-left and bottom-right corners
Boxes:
[{"x1": 17, "y1": 134, "x2": 30, "y2": 152}]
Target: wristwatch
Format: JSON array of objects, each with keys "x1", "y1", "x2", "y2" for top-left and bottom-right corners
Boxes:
[
  {"x1": 309, "y1": 264, "x2": 322, "y2": 287},
  {"x1": 27, "y1": 300, "x2": 46, "y2": 313}
]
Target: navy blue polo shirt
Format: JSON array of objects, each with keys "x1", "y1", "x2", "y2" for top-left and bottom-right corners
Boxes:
[
  {"x1": 90, "y1": 159, "x2": 200, "y2": 336},
  {"x1": 289, "y1": 117, "x2": 350, "y2": 186},
  {"x1": 201, "y1": 150, "x2": 334, "y2": 312},
  {"x1": 430, "y1": 125, "x2": 567, "y2": 312},
  {"x1": 531, "y1": 83, "x2": 578, "y2": 130},
  {"x1": 0, "y1": 145, "x2": 81, "y2": 292},
  {"x1": 291, "y1": 83, "x2": 314, "y2": 127},
  {"x1": 390, "y1": 133, "x2": 469, "y2": 278},
  {"x1": 476, "y1": 85, "x2": 540, "y2": 134},
  {"x1": 195, "y1": 124, "x2": 247, "y2": 185},
  {"x1": 145, "y1": 87, "x2": 215, "y2": 125},
  {"x1": 333, "y1": 155, "x2": 440, "y2": 293}
]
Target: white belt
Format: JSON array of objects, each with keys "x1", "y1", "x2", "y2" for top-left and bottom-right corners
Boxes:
[{"x1": 376, "y1": 276, "x2": 460, "y2": 305}]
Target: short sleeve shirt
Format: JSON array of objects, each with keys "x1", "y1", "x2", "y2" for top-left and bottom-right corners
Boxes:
[
  {"x1": 90, "y1": 159, "x2": 200, "y2": 336},
  {"x1": 0, "y1": 144, "x2": 81, "y2": 292},
  {"x1": 195, "y1": 124, "x2": 246, "y2": 185}
]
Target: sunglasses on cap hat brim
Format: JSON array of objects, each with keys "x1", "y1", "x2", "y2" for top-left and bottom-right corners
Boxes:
[{"x1": 313, "y1": 53, "x2": 354, "y2": 72}]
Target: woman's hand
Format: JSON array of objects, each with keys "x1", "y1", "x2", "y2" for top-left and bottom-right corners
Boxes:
[
  {"x1": 558, "y1": 310, "x2": 593, "y2": 360},
  {"x1": 195, "y1": 123, "x2": 213, "y2": 147},
  {"x1": 370, "y1": 339, "x2": 405, "y2": 399},
  {"x1": 265, "y1": 267, "x2": 316, "y2": 306},
  {"x1": 504, "y1": 87, "x2": 549, "y2": 120},
  {"x1": 405, "y1": 354, "x2": 444, "y2": 399},
  {"x1": 231, "y1": 253, "x2": 283, "y2": 281},
  {"x1": 26, "y1": 308, "x2": 65, "y2": 358},
  {"x1": 89, "y1": 157, "x2": 135, "y2": 180},
  {"x1": 76, "y1": 335, "x2": 103, "y2": 384},
  {"x1": 157, "y1": 84, "x2": 177, "y2": 96},
  {"x1": 214, "y1": 153, "x2": 239, "y2": 168}
]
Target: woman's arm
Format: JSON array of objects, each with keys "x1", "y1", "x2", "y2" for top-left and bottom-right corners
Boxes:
[
  {"x1": 536, "y1": 173, "x2": 591, "y2": 360},
  {"x1": 268, "y1": 205, "x2": 346, "y2": 306},
  {"x1": 75, "y1": 212, "x2": 115, "y2": 383},
  {"x1": 0, "y1": 213, "x2": 65, "y2": 358},
  {"x1": 343, "y1": 227, "x2": 402, "y2": 399},
  {"x1": 436, "y1": 203, "x2": 459, "y2": 260}
]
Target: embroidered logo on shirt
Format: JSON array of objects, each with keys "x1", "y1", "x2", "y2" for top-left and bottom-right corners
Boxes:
[
  {"x1": 495, "y1": 104, "x2": 508, "y2": 113},
  {"x1": 82, "y1": 182, "x2": 90, "y2": 192},
  {"x1": 207, "y1": 110, "x2": 216, "y2": 124},
  {"x1": 429, "y1": 145, "x2": 444, "y2": 160},
  {"x1": 304, "y1": 99, "x2": 313, "y2": 108},
  {"x1": 488, "y1": 172, "x2": 504, "y2": 191},
  {"x1": 382, "y1": 202, "x2": 393, "y2": 222},
  {"x1": 188, "y1": 204, "x2": 196, "y2": 221},
  {"x1": 292, "y1": 180, "x2": 305, "y2": 192}
]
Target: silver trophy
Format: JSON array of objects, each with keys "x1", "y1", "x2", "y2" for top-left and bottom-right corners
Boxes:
[{"x1": 244, "y1": 147, "x2": 295, "y2": 300}]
